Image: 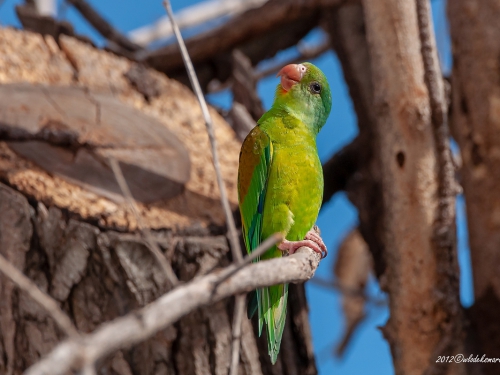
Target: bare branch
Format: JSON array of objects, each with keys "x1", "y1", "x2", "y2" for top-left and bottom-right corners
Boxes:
[
  {"x1": 67, "y1": 0, "x2": 141, "y2": 52},
  {"x1": 416, "y1": 0, "x2": 462, "y2": 371},
  {"x1": 416, "y1": 0, "x2": 457, "y2": 246},
  {"x1": 129, "y1": 0, "x2": 269, "y2": 46},
  {"x1": 25, "y1": 246, "x2": 321, "y2": 375},
  {"x1": 0, "y1": 253, "x2": 79, "y2": 339},
  {"x1": 108, "y1": 158, "x2": 179, "y2": 287},
  {"x1": 144, "y1": 0, "x2": 345, "y2": 74},
  {"x1": 216, "y1": 233, "x2": 283, "y2": 287}
]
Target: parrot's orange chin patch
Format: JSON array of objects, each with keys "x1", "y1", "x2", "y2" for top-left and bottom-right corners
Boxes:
[{"x1": 277, "y1": 63, "x2": 307, "y2": 92}]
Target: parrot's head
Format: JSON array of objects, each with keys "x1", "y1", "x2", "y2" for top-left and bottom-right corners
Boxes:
[{"x1": 275, "y1": 62, "x2": 332, "y2": 134}]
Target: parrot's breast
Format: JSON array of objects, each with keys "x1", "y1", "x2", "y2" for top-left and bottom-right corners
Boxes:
[{"x1": 262, "y1": 142, "x2": 323, "y2": 243}]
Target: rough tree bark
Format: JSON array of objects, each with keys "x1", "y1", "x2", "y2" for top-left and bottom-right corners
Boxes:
[
  {"x1": 358, "y1": 1, "x2": 463, "y2": 374},
  {"x1": 449, "y1": 2, "x2": 500, "y2": 374},
  {"x1": 0, "y1": 28, "x2": 317, "y2": 375}
]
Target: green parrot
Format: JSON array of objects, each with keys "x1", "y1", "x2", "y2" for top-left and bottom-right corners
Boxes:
[{"x1": 237, "y1": 62, "x2": 332, "y2": 364}]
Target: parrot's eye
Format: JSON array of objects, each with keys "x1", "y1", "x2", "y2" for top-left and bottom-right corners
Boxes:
[{"x1": 310, "y1": 82, "x2": 321, "y2": 94}]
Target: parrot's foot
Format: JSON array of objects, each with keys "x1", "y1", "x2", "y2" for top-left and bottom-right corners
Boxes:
[{"x1": 278, "y1": 226, "x2": 327, "y2": 258}]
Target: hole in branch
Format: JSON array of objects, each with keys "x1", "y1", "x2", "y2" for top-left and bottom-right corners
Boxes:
[{"x1": 396, "y1": 151, "x2": 405, "y2": 168}]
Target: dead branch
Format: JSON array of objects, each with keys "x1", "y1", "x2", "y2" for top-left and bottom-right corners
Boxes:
[
  {"x1": 416, "y1": 0, "x2": 457, "y2": 246},
  {"x1": 143, "y1": 0, "x2": 345, "y2": 77},
  {"x1": 129, "y1": 0, "x2": 269, "y2": 46},
  {"x1": 416, "y1": 0, "x2": 462, "y2": 372},
  {"x1": 25, "y1": 246, "x2": 322, "y2": 375},
  {"x1": 67, "y1": 0, "x2": 141, "y2": 52}
]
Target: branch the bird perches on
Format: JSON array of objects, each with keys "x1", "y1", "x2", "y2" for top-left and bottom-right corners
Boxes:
[{"x1": 25, "y1": 246, "x2": 322, "y2": 375}]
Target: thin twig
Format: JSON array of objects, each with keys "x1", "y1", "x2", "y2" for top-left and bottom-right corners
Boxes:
[
  {"x1": 108, "y1": 157, "x2": 178, "y2": 287},
  {"x1": 163, "y1": 0, "x2": 242, "y2": 263},
  {"x1": 0, "y1": 253, "x2": 79, "y2": 339},
  {"x1": 163, "y1": 3, "x2": 246, "y2": 373},
  {"x1": 25, "y1": 246, "x2": 321, "y2": 375},
  {"x1": 229, "y1": 294, "x2": 246, "y2": 375}
]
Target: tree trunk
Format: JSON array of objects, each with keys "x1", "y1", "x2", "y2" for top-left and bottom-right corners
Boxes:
[
  {"x1": 0, "y1": 28, "x2": 317, "y2": 375},
  {"x1": 359, "y1": 1, "x2": 463, "y2": 374},
  {"x1": 448, "y1": 2, "x2": 500, "y2": 374}
]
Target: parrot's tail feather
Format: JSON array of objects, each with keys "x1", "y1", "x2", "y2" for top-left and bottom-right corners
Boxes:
[{"x1": 259, "y1": 283, "x2": 288, "y2": 364}]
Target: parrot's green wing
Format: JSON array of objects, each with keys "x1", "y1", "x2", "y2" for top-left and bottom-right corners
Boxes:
[
  {"x1": 238, "y1": 125, "x2": 272, "y2": 257},
  {"x1": 238, "y1": 125, "x2": 287, "y2": 364}
]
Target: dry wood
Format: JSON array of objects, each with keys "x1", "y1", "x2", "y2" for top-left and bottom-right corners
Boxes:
[
  {"x1": 448, "y1": 1, "x2": 500, "y2": 373},
  {"x1": 129, "y1": 0, "x2": 268, "y2": 46},
  {"x1": 0, "y1": 84, "x2": 191, "y2": 204},
  {"x1": 361, "y1": 0, "x2": 462, "y2": 373},
  {"x1": 415, "y1": 2, "x2": 462, "y2": 373},
  {"x1": 143, "y1": 0, "x2": 343, "y2": 90},
  {"x1": 26, "y1": 246, "x2": 321, "y2": 375}
]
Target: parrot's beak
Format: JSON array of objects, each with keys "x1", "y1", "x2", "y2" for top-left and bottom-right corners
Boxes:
[{"x1": 277, "y1": 63, "x2": 307, "y2": 92}]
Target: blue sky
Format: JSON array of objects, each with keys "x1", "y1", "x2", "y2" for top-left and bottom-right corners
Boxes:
[{"x1": 0, "y1": 1, "x2": 473, "y2": 374}]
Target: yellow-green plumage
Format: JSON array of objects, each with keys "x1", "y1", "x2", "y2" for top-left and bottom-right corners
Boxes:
[{"x1": 238, "y1": 62, "x2": 332, "y2": 364}]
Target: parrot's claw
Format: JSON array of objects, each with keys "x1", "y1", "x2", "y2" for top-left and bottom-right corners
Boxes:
[{"x1": 278, "y1": 227, "x2": 327, "y2": 258}]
